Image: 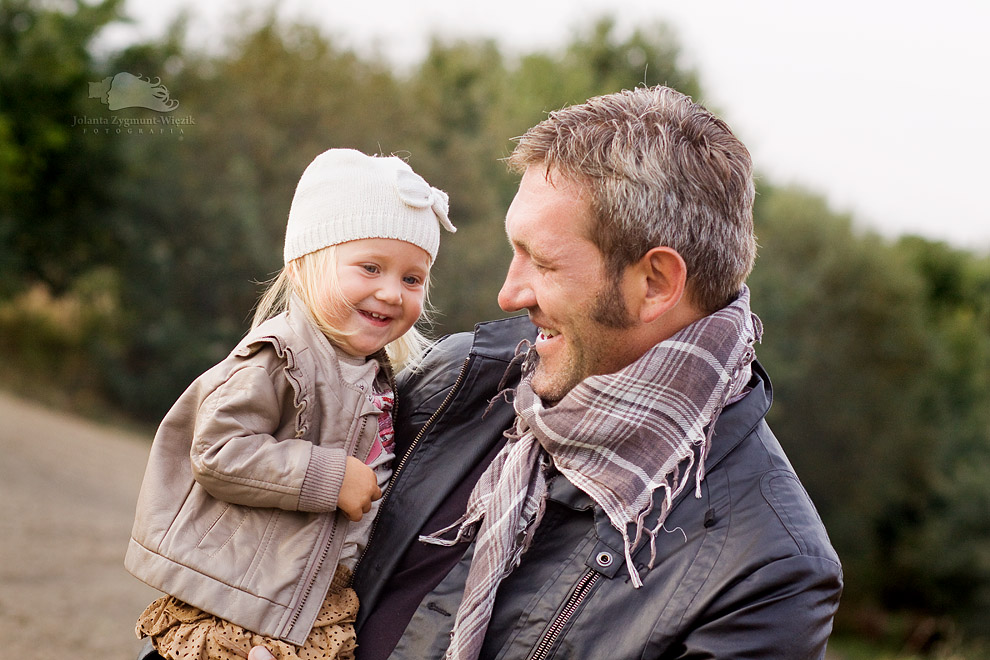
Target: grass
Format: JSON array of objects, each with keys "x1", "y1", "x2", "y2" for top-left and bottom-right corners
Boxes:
[{"x1": 828, "y1": 634, "x2": 988, "y2": 660}]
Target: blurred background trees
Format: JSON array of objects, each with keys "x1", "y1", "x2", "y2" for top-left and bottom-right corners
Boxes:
[{"x1": 2, "y1": 0, "x2": 988, "y2": 655}]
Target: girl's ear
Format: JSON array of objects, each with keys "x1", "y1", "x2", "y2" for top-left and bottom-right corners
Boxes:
[{"x1": 633, "y1": 246, "x2": 687, "y2": 324}]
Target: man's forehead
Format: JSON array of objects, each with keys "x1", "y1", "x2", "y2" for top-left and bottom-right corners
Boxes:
[
  {"x1": 505, "y1": 183, "x2": 601, "y2": 269},
  {"x1": 506, "y1": 168, "x2": 591, "y2": 225}
]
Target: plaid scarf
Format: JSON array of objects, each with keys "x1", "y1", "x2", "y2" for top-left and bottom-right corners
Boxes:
[{"x1": 421, "y1": 287, "x2": 762, "y2": 660}]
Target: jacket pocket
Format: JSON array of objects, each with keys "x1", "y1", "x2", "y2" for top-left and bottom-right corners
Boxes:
[
  {"x1": 197, "y1": 502, "x2": 247, "y2": 557},
  {"x1": 160, "y1": 483, "x2": 324, "y2": 605},
  {"x1": 161, "y1": 485, "x2": 273, "y2": 590}
]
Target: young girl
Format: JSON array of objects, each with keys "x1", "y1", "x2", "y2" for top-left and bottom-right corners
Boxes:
[{"x1": 125, "y1": 148, "x2": 455, "y2": 660}]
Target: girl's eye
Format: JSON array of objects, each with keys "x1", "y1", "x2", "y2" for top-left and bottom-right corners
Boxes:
[
  {"x1": 362, "y1": 264, "x2": 380, "y2": 274},
  {"x1": 403, "y1": 275, "x2": 423, "y2": 286}
]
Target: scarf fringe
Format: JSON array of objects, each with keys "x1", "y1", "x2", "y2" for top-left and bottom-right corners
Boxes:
[
  {"x1": 419, "y1": 427, "x2": 548, "y2": 560},
  {"x1": 696, "y1": 336, "x2": 759, "y2": 496},
  {"x1": 616, "y1": 447, "x2": 696, "y2": 587},
  {"x1": 420, "y1": 511, "x2": 482, "y2": 547},
  {"x1": 558, "y1": 298, "x2": 761, "y2": 589}
]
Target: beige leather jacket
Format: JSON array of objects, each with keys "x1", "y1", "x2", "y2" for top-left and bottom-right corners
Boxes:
[{"x1": 125, "y1": 301, "x2": 389, "y2": 645}]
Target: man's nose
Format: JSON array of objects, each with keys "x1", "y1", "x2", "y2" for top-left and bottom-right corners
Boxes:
[{"x1": 497, "y1": 258, "x2": 535, "y2": 312}]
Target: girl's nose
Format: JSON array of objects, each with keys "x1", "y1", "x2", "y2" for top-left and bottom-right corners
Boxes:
[{"x1": 375, "y1": 279, "x2": 402, "y2": 305}]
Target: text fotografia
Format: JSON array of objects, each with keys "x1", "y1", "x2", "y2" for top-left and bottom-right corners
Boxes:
[{"x1": 73, "y1": 114, "x2": 195, "y2": 134}]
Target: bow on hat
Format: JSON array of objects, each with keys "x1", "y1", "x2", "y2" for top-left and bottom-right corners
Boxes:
[{"x1": 395, "y1": 169, "x2": 456, "y2": 234}]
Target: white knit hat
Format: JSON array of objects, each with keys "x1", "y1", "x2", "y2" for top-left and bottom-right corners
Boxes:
[{"x1": 283, "y1": 148, "x2": 456, "y2": 264}]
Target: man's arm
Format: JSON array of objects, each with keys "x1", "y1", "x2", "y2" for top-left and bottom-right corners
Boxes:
[{"x1": 670, "y1": 555, "x2": 842, "y2": 659}]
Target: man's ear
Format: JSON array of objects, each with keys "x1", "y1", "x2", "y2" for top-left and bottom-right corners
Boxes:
[{"x1": 633, "y1": 246, "x2": 688, "y2": 324}]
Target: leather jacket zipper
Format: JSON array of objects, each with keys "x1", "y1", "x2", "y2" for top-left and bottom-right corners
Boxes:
[
  {"x1": 352, "y1": 355, "x2": 473, "y2": 578},
  {"x1": 288, "y1": 414, "x2": 370, "y2": 634},
  {"x1": 528, "y1": 569, "x2": 601, "y2": 660}
]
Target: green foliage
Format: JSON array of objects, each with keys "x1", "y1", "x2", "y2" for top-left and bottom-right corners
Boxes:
[
  {"x1": 2, "y1": 0, "x2": 989, "y2": 647},
  {"x1": 751, "y1": 186, "x2": 932, "y2": 598},
  {"x1": 750, "y1": 184, "x2": 990, "y2": 641},
  {"x1": 0, "y1": 0, "x2": 125, "y2": 294},
  {"x1": 888, "y1": 238, "x2": 990, "y2": 633},
  {"x1": 829, "y1": 628, "x2": 990, "y2": 660}
]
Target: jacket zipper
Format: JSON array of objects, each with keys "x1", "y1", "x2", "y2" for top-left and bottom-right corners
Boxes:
[
  {"x1": 287, "y1": 414, "x2": 371, "y2": 634},
  {"x1": 528, "y1": 569, "x2": 601, "y2": 660},
  {"x1": 351, "y1": 355, "x2": 473, "y2": 578}
]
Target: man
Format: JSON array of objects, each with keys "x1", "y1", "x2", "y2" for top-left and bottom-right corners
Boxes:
[{"x1": 243, "y1": 85, "x2": 840, "y2": 659}]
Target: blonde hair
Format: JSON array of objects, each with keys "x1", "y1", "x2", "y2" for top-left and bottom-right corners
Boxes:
[{"x1": 252, "y1": 245, "x2": 433, "y2": 371}]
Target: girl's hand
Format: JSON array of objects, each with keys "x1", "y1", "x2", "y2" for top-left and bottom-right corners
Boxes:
[{"x1": 338, "y1": 456, "x2": 381, "y2": 521}]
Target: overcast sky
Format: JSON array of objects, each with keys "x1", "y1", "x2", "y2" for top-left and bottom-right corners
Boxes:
[{"x1": 105, "y1": 0, "x2": 990, "y2": 251}]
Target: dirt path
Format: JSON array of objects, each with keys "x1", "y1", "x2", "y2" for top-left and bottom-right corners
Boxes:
[{"x1": 0, "y1": 391, "x2": 160, "y2": 660}]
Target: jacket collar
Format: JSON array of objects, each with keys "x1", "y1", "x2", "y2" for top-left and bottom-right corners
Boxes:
[
  {"x1": 285, "y1": 294, "x2": 343, "y2": 374},
  {"x1": 284, "y1": 294, "x2": 392, "y2": 386},
  {"x1": 470, "y1": 315, "x2": 537, "y2": 361}
]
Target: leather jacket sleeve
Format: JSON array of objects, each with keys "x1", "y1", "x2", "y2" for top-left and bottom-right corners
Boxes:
[
  {"x1": 191, "y1": 360, "x2": 347, "y2": 513},
  {"x1": 668, "y1": 555, "x2": 842, "y2": 659}
]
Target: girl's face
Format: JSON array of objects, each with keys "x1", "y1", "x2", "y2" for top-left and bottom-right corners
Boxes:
[{"x1": 330, "y1": 238, "x2": 431, "y2": 357}]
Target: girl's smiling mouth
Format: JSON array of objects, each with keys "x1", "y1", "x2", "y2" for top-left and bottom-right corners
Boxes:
[{"x1": 360, "y1": 310, "x2": 392, "y2": 326}]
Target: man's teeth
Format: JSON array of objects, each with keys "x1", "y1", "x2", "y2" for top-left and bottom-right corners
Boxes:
[{"x1": 538, "y1": 328, "x2": 557, "y2": 340}]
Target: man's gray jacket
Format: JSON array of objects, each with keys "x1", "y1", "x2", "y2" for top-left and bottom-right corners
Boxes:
[{"x1": 353, "y1": 315, "x2": 843, "y2": 659}]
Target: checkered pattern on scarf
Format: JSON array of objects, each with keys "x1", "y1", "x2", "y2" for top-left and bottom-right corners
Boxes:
[{"x1": 421, "y1": 287, "x2": 762, "y2": 660}]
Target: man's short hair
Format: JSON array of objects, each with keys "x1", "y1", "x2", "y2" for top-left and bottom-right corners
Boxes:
[{"x1": 509, "y1": 85, "x2": 756, "y2": 314}]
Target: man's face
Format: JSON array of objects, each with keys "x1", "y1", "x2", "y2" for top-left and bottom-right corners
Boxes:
[{"x1": 497, "y1": 168, "x2": 640, "y2": 402}]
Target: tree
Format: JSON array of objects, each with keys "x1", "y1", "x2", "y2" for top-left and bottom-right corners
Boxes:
[
  {"x1": 0, "y1": 0, "x2": 125, "y2": 295},
  {"x1": 750, "y1": 185, "x2": 990, "y2": 638},
  {"x1": 888, "y1": 238, "x2": 990, "y2": 635},
  {"x1": 749, "y1": 185, "x2": 934, "y2": 603}
]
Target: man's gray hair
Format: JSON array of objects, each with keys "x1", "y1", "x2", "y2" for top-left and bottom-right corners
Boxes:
[{"x1": 508, "y1": 85, "x2": 756, "y2": 314}]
